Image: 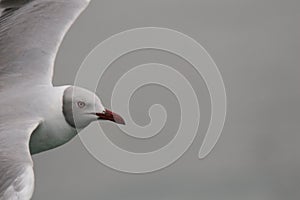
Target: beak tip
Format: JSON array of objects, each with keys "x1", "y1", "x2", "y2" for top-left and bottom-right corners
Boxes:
[{"x1": 114, "y1": 116, "x2": 126, "y2": 125}]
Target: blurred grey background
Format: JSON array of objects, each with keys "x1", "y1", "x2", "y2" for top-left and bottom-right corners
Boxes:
[{"x1": 32, "y1": 0, "x2": 300, "y2": 199}]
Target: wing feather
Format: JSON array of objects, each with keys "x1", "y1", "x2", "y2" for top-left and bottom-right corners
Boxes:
[
  {"x1": 0, "y1": 0, "x2": 90, "y2": 89},
  {"x1": 0, "y1": 119, "x2": 40, "y2": 200},
  {"x1": 0, "y1": 0, "x2": 31, "y2": 9}
]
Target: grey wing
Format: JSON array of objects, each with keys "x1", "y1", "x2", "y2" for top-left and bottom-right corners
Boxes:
[
  {"x1": 0, "y1": 119, "x2": 40, "y2": 200},
  {"x1": 0, "y1": 0, "x2": 90, "y2": 89}
]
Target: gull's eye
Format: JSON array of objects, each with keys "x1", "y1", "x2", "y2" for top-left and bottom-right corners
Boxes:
[{"x1": 77, "y1": 101, "x2": 86, "y2": 108}]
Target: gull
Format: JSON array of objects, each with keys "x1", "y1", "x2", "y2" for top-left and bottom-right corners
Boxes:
[{"x1": 0, "y1": 0, "x2": 125, "y2": 199}]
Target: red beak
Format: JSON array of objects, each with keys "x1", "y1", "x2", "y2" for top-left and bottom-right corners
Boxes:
[{"x1": 96, "y1": 109, "x2": 125, "y2": 125}]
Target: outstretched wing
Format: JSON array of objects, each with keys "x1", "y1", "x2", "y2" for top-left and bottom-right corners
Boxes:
[
  {"x1": 0, "y1": 119, "x2": 40, "y2": 200},
  {"x1": 0, "y1": 0, "x2": 90, "y2": 89}
]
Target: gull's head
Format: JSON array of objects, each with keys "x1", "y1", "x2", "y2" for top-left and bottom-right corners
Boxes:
[{"x1": 62, "y1": 86, "x2": 125, "y2": 129}]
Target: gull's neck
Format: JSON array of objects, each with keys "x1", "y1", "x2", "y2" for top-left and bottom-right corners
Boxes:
[{"x1": 29, "y1": 85, "x2": 77, "y2": 154}]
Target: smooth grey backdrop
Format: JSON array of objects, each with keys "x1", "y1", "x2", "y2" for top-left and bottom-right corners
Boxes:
[{"x1": 32, "y1": 0, "x2": 300, "y2": 199}]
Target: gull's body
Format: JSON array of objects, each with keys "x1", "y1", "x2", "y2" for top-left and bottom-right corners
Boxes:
[{"x1": 0, "y1": 0, "x2": 125, "y2": 199}]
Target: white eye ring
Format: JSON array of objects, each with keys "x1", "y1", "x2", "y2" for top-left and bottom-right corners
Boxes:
[{"x1": 77, "y1": 101, "x2": 86, "y2": 108}]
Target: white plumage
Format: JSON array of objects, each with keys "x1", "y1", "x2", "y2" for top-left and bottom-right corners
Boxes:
[
  {"x1": 0, "y1": 1, "x2": 125, "y2": 198},
  {"x1": 0, "y1": 0, "x2": 91, "y2": 199}
]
